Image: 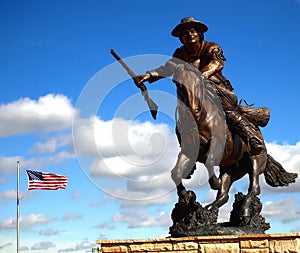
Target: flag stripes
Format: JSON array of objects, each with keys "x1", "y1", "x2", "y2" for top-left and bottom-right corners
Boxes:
[{"x1": 26, "y1": 170, "x2": 68, "y2": 190}]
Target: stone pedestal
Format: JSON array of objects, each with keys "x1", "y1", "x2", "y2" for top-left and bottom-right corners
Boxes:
[{"x1": 95, "y1": 233, "x2": 299, "y2": 253}]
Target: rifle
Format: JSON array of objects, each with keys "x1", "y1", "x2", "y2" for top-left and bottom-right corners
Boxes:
[{"x1": 110, "y1": 49, "x2": 158, "y2": 120}]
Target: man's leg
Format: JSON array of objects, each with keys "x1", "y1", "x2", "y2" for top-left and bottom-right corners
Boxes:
[{"x1": 226, "y1": 110, "x2": 266, "y2": 156}]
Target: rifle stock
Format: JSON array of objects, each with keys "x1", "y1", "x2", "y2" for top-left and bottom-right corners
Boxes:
[{"x1": 110, "y1": 49, "x2": 158, "y2": 120}]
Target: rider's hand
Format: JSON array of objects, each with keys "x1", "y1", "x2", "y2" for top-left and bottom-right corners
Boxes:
[{"x1": 137, "y1": 73, "x2": 151, "y2": 86}]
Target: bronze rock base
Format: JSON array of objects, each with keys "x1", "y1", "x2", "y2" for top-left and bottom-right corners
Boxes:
[{"x1": 169, "y1": 191, "x2": 270, "y2": 237}]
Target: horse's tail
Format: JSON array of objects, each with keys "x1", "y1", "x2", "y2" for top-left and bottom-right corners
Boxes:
[{"x1": 263, "y1": 154, "x2": 298, "y2": 187}]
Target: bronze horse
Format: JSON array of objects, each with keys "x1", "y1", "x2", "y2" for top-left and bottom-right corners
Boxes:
[{"x1": 170, "y1": 63, "x2": 297, "y2": 216}]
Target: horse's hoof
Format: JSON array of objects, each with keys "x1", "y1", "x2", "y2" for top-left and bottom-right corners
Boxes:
[
  {"x1": 178, "y1": 190, "x2": 189, "y2": 205},
  {"x1": 240, "y1": 215, "x2": 251, "y2": 225},
  {"x1": 179, "y1": 194, "x2": 190, "y2": 205}
]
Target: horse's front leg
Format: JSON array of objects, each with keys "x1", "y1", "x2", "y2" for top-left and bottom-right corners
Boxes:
[{"x1": 171, "y1": 151, "x2": 195, "y2": 204}]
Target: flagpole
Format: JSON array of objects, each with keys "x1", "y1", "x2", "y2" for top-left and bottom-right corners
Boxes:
[{"x1": 17, "y1": 161, "x2": 20, "y2": 253}]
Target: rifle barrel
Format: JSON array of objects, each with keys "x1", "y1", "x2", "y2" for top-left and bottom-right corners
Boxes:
[
  {"x1": 110, "y1": 49, "x2": 136, "y2": 79},
  {"x1": 110, "y1": 49, "x2": 158, "y2": 120}
]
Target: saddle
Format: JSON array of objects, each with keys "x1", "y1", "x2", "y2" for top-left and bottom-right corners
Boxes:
[{"x1": 215, "y1": 85, "x2": 270, "y2": 128}]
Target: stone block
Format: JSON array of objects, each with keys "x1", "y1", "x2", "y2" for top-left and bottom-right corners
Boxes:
[
  {"x1": 199, "y1": 242, "x2": 239, "y2": 253},
  {"x1": 173, "y1": 242, "x2": 198, "y2": 250},
  {"x1": 101, "y1": 245, "x2": 128, "y2": 253},
  {"x1": 270, "y1": 239, "x2": 300, "y2": 253},
  {"x1": 129, "y1": 243, "x2": 173, "y2": 252},
  {"x1": 240, "y1": 239, "x2": 269, "y2": 248}
]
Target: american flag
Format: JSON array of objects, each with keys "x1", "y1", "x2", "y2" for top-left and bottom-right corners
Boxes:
[{"x1": 26, "y1": 170, "x2": 68, "y2": 190}]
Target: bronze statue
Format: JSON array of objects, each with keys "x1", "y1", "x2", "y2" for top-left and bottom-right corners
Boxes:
[
  {"x1": 137, "y1": 17, "x2": 271, "y2": 191},
  {"x1": 112, "y1": 17, "x2": 298, "y2": 235}
]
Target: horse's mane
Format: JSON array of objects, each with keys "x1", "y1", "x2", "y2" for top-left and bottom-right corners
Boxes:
[{"x1": 173, "y1": 62, "x2": 225, "y2": 128}]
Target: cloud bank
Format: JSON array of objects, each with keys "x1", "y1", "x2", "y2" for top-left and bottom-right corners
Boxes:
[
  {"x1": 0, "y1": 94, "x2": 76, "y2": 137},
  {"x1": 0, "y1": 213, "x2": 56, "y2": 230}
]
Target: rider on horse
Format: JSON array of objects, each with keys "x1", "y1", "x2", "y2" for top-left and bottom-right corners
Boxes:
[
  {"x1": 137, "y1": 17, "x2": 266, "y2": 158},
  {"x1": 134, "y1": 17, "x2": 297, "y2": 217}
]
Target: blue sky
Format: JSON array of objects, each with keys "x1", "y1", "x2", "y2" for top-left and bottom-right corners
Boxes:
[{"x1": 0, "y1": 0, "x2": 300, "y2": 252}]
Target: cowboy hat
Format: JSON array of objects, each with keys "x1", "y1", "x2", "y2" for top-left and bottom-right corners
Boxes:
[{"x1": 171, "y1": 17, "x2": 208, "y2": 37}]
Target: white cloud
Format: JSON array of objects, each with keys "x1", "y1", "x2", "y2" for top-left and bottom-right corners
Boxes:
[
  {"x1": 0, "y1": 151, "x2": 73, "y2": 177},
  {"x1": 130, "y1": 211, "x2": 171, "y2": 228},
  {"x1": 31, "y1": 241, "x2": 55, "y2": 250},
  {"x1": 0, "y1": 153, "x2": 74, "y2": 178},
  {"x1": 62, "y1": 212, "x2": 82, "y2": 221},
  {"x1": 44, "y1": 154, "x2": 72, "y2": 170},
  {"x1": 20, "y1": 246, "x2": 29, "y2": 251},
  {"x1": 262, "y1": 197, "x2": 300, "y2": 223},
  {"x1": 57, "y1": 240, "x2": 97, "y2": 252},
  {"x1": 43, "y1": 150, "x2": 74, "y2": 165},
  {"x1": 29, "y1": 135, "x2": 71, "y2": 154},
  {"x1": 94, "y1": 223, "x2": 115, "y2": 230},
  {"x1": 73, "y1": 116, "x2": 177, "y2": 160},
  {"x1": 39, "y1": 229, "x2": 60, "y2": 236},
  {"x1": 73, "y1": 116, "x2": 180, "y2": 201},
  {"x1": 0, "y1": 189, "x2": 18, "y2": 200},
  {"x1": 0, "y1": 94, "x2": 76, "y2": 137},
  {"x1": 72, "y1": 117, "x2": 99, "y2": 157},
  {"x1": 70, "y1": 190, "x2": 81, "y2": 199},
  {"x1": 203, "y1": 189, "x2": 218, "y2": 203},
  {"x1": 113, "y1": 208, "x2": 172, "y2": 228},
  {"x1": 0, "y1": 243, "x2": 12, "y2": 250},
  {"x1": 0, "y1": 213, "x2": 56, "y2": 230},
  {"x1": 110, "y1": 189, "x2": 175, "y2": 207},
  {"x1": 0, "y1": 156, "x2": 23, "y2": 175},
  {"x1": 0, "y1": 189, "x2": 28, "y2": 204},
  {"x1": 31, "y1": 138, "x2": 58, "y2": 154}
]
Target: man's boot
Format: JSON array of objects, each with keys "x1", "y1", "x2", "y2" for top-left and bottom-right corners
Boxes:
[
  {"x1": 226, "y1": 111, "x2": 266, "y2": 156},
  {"x1": 249, "y1": 137, "x2": 266, "y2": 156}
]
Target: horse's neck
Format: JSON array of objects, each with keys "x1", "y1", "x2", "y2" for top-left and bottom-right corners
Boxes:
[
  {"x1": 198, "y1": 79, "x2": 225, "y2": 124},
  {"x1": 174, "y1": 64, "x2": 226, "y2": 132}
]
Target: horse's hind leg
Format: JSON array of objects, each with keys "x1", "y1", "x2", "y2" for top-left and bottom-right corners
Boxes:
[
  {"x1": 241, "y1": 152, "x2": 267, "y2": 217},
  {"x1": 248, "y1": 152, "x2": 267, "y2": 196}
]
